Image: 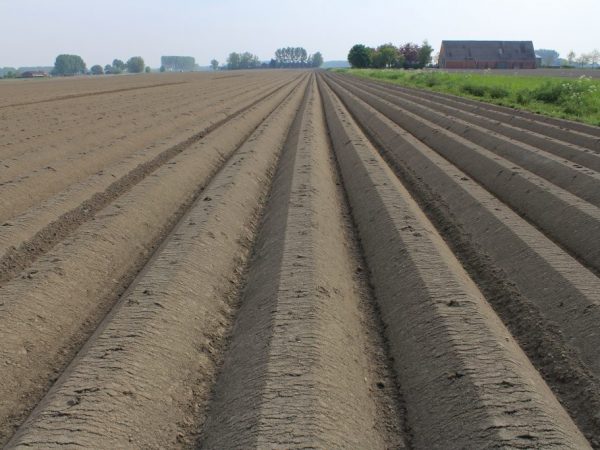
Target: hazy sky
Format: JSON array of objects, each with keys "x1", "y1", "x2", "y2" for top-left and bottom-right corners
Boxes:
[{"x1": 2, "y1": 0, "x2": 598, "y2": 67}]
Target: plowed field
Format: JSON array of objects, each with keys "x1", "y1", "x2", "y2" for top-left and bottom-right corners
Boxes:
[{"x1": 1, "y1": 70, "x2": 599, "y2": 449}]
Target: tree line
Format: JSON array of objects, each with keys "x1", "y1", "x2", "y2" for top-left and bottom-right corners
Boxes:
[
  {"x1": 50, "y1": 54, "x2": 148, "y2": 76},
  {"x1": 536, "y1": 48, "x2": 600, "y2": 68},
  {"x1": 226, "y1": 52, "x2": 262, "y2": 70},
  {"x1": 348, "y1": 41, "x2": 434, "y2": 69},
  {"x1": 271, "y1": 47, "x2": 323, "y2": 68},
  {"x1": 160, "y1": 56, "x2": 196, "y2": 72},
  {"x1": 216, "y1": 47, "x2": 324, "y2": 71}
]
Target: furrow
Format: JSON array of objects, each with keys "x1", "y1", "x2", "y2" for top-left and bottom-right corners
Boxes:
[
  {"x1": 6, "y1": 75, "x2": 309, "y2": 449},
  {"x1": 348, "y1": 73, "x2": 600, "y2": 146},
  {"x1": 322, "y1": 73, "x2": 600, "y2": 445},
  {"x1": 0, "y1": 75, "x2": 302, "y2": 287},
  {"x1": 0, "y1": 81, "x2": 189, "y2": 109},
  {"x1": 337, "y1": 74, "x2": 600, "y2": 205},
  {"x1": 200, "y1": 77, "x2": 406, "y2": 449},
  {"x1": 318, "y1": 74, "x2": 591, "y2": 449},
  {"x1": 0, "y1": 76, "x2": 267, "y2": 173},
  {"x1": 327, "y1": 74, "x2": 600, "y2": 274},
  {"x1": 0, "y1": 72, "x2": 272, "y2": 108},
  {"x1": 345, "y1": 75, "x2": 600, "y2": 170},
  {"x1": 0, "y1": 76, "x2": 292, "y2": 222},
  {"x1": 0, "y1": 74, "x2": 304, "y2": 445}
]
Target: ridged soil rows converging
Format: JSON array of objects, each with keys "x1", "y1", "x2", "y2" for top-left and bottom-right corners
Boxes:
[
  {"x1": 327, "y1": 74, "x2": 600, "y2": 275},
  {"x1": 5, "y1": 74, "x2": 310, "y2": 449},
  {"x1": 0, "y1": 73, "x2": 306, "y2": 446},
  {"x1": 0, "y1": 75, "x2": 302, "y2": 287},
  {"x1": 199, "y1": 77, "x2": 407, "y2": 449},
  {"x1": 2, "y1": 70, "x2": 600, "y2": 449},
  {"x1": 323, "y1": 71, "x2": 600, "y2": 445},
  {"x1": 319, "y1": 74, "x2": 590, "y2": 449}
]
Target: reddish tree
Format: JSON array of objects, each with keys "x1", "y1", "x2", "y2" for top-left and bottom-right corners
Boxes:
[{"x1": 398, "y1": 43, "x2": 421, "y2": 68}]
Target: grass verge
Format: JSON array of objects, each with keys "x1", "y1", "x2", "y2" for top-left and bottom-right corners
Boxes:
[{"x1": 334, "y1": 68, "x2": 600, "y2": 126}]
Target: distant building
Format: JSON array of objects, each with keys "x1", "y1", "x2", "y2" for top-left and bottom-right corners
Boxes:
[
  {"x1": 18, "y1": 71, "x2": 49, "y2": 78},
  {"x1": 439, "y1": 41, "x2": 537, "y2": 69},
  {"x1": 535, "y1": 57, "x2": 543, "y2": 68}
]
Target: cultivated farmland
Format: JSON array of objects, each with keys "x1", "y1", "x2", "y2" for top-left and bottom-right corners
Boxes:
[{"x1": 1, "y1": 70, "x2": 600, "y2": 449}]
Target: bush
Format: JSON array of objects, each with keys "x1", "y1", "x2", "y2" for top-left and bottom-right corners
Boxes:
[
  {"x1": 488, "y1": 86, "x2": 509, "y2": 99},
  {"x1": 516, "y1": 90, "x2": 531, "y2": 104},
  {"x1": 348, "y1": 44, "x2": 373, "y2": 68},
  {"x1": 461, "y1": 84, "x2": 487, "y2": 97},
  {"x1": 53, "y1": 54, "x2": 86, "y2": 76},
  {"x1": 126, "y1": 56, "x2": 145, "y2": 73},
  {"x1": 423, "y1": 75, "x2": 440, "y2": 87},
  {"x1": 382, "y1": 71, "x2": 403, "y2": 80},
  {"x1": 90, "y1": 65, "x2": 103, "y2": 75},
  {"x1": 410, "y1": 72, "x2": 440, "y2": 87},
  {"x1": 531, "y1": 81, "x2": 564, "y2": 103}
]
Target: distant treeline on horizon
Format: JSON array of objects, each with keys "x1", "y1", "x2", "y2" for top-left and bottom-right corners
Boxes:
[{"x1": 1, "y1": 47, "x2": 329, "y2": 78}]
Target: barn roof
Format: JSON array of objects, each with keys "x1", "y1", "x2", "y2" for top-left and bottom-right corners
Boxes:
[{"x1": 441, "y1": 41, "x2": 535, "y2": 61}]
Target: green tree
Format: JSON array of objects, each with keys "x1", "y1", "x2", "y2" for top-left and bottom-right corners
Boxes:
[
  {"x1": 1, "y1": 67, "x2": 18, "y2": 78},
  {"x1": 348, "y1": 44, "x2": 373, "y2": 68},
  {"x1": 91, "y1": 65, "x2": 104, "y2": 75},
  {"x1": 274, "y1": 47, "x2": 308, "y2": 67},
  {"x1": 239, "y1": 52, "x2": 260, "y2": 69},
  {"x1": 112, "y1": 59, "x2": 126, "y2": 73},
  {"x1": 161, "y1": 56, "x2": 196, "y2": 71},
  {"x1": 372, "y1": 44, "x2": 399, "y2": 68},
  {"x1": 311, "y1": 52, "x2": 324, "y2": 68},
  {"x1": 567, "y1": 50, "x2": 576, "y2": 66},
  {"x1": 126, "y1": 56, "x2": 145, "y2": 73},
  {"x1": 52, "y1": 54, "x2": 86, "y2": 76},
  {"x1": 418, "y1": 40, "x2": 434, "y2": 68},
  {"x1": 159, "y1": 66, "x2": 166, "y2": 72},
  {"x1": 227, "y1": 52, "x2": 241, "y2": 69},
  {"x1": 145, "y1": 66, "x2": 151, "y2": 73},
  {"x1": 211, "y1": 59, "x2": 219, "y2": 70},
  {"x1": 104, "y1": 64, "x2": 113, "y2": 74}
]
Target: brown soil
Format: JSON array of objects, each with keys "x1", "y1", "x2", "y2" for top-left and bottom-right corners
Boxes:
[{"x1": 0, "y1": 70, "x2": 598, "y2": 449}]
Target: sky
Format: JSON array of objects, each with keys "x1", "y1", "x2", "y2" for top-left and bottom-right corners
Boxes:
[{"x1": 1, "y1": 0, "x2": 598, "y2": 68}]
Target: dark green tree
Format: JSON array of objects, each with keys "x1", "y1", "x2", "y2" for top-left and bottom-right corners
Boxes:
[
  {"x1": 145, "y1": 66, "x2": 151, "y2": 73},
  {"x1": 112, "y1": 59, "x2": 126, "y2": 73},
  {"x1": 210, "y1": 59, "x2": 219, "y2": 70},
  {"x1": 311, "y1": 52, "x2": 324, "y2": 68},
  {"x1": 126, "y1": 56, "x2": 145, "y2": 73},
  {"x1": 52, "y1": 54, "x2": 86, "y2": 76},
  {"x1": 104, "y1": 64, "x2": 113, "y2": 74},
  {"x1": 348, "y1": 44, "x2": 373, "y2": 68},
  {"x1": 90, "y1": 65, "x2": 104, "y2": 75}
]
